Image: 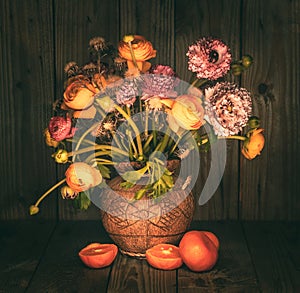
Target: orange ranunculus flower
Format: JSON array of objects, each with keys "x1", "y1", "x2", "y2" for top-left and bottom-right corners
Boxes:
[
  {"x1": 162, "y1": 95, "x2": 205, "y2": 132},
  {"x1": 118, "y1": 35, "x2": 156, "y2": 72},
  {"x1": 65, "y1": 162, "x2": 102, "y2": 192},
  {"x1": 241, "y1": 128, "x2": 265, "y2": 160},
  {"x1": 63, "y1": 75, "x2": 99, "y2": 110}
]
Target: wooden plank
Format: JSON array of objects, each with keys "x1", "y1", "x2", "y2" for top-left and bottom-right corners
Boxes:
[
  {"x1": 244, "y1": 222, "x2": 300, "y2": 291},
  {"x1": 175, "y1": 0, "x2": 242, "y2": 220},
  {"x1": 177, "y1": 221, "x2": 259, "y2": 292},
  {"x1": 240, "y1": 0, "x2": 300, "y2": 219},
  {"x1": 0, "y1": 221, "x2": 55, "y2": 292},
  {"x1": 107, "y1": 254, "x2": 176, "y2": 293},
  {"x1": 120, "y1": 0, "x2": 175, "y2": 67},
  {"x1": 54, "y1": 0, "x2": 120, "y2": 220},
  {"x1": 26, "y1": 221, "x2": 113, "y2": 292},
  {"x1": 0, "y1": 0, "x2": 57, "y2": 219}
]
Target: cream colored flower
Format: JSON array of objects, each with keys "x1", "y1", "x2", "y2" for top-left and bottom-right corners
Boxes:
[
  {"x1": 162, "y1": 95, "x2": 205, "y2": 132},
  {"x1": 65, "y1": 162, "x2": 102, "y2": 192}
]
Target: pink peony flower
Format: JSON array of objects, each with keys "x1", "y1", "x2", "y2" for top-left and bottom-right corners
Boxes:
[
  {"x1": 205, "y1": 82, "x2": 252, "y2": 136},
  {"x1": 186, "y1": 37, "x2": 232, "y2": 80},
  {"x1": 48, "y1": 116, "x2": 76, "y2": 141}
]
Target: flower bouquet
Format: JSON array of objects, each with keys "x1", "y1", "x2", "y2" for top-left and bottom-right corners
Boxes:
[{"x1": 29, "y1": 35, "x2": 264, "y2": 255}]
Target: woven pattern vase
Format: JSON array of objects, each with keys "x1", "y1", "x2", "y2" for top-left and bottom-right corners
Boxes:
[{"x1": 100, "y1": 175, "x2": 195, "y2": 258}]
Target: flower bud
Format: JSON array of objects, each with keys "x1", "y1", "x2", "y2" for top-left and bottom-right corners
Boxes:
[
  {"x1": 242, "y1": 55, "x2": 253, "y2": 68},
  {"x1": 248, "y1": 116, "x2": 260, "y2": 129},
  {"x1": 60, "y1": 185, "x2": 79, "y2": 199},
  {"x1": 52, "y1": 149, "x2": 68, "y2": 164},
  {"x1": 231, "y1": 63, "x2": 244, "y2": 76},
  {"x1": 123, "y1": 35, "x2": 134, "y2": 43},
  {"x1": 29, "y1": 205, "x2": 39, "y2": 215}
]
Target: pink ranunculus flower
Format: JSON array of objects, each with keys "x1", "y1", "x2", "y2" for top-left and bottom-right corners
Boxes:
[
  {"x1": 65, "y1": 162, "x2": 102, "y2": 192},
  {"x1": 205, "y1": 82, "x2": 252, "y2": 136},
  {"x1": 186, "y1": 37, "x2": 232, "y2": 80},
  {"x1": 48, "y1": 116, "x2": 76, "y2": 141},
  {"x1": 162, "y1": 95, "x2": 205, "y2": 133}
]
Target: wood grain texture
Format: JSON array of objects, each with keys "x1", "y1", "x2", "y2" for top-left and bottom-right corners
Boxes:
[
  {"x1": 0, "y1": 0, "x2": 57, "y2": 220},
  {"x1": 0, "y1": 221, "x2": 55, "y2": 292},
  {"x1": 26, "y1": 221, "x2": 113, "y2": 292},
  {"x1": 244, "y1": 222, "x2": 300, "y2": 291},
  {"x1": 175, "y1": 0, "x2": 242, "y2": 220},
  {"x1": 0, "y1": 0, "x2": 299, "y2": 220},
  {"x1": 1, "y1": 221, "x2": 299, "y2": 291},
  {"x1": 107, "y1": 254, "x2": 176, "y2": 293},
  {"x1": 54, "y1": 0, "x2": 120, "y2": 220},
  {"x1": 240, "y1": 0, "x2": 300, "y2": 220},
  {"x1": 177, "y1": 221, "x2": 259, "y2": 292}
]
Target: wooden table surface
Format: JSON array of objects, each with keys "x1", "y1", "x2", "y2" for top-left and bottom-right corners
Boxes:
[{"x1": 0, "y1": 220, "x2": 299, "y2": 292}]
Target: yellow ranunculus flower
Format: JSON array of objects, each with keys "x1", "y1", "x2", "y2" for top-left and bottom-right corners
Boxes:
[{"x1": 52, "y1": 149, "x2": 69, "y2": 164}]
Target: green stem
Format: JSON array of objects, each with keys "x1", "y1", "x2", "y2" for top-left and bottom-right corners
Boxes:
[
  {"x1": 72, "y1": 122, "x2": 100, "y2": 162},
  {"x1": 158, "y1": 128, "x2": 171, "y2": 153},
  {"x1": 85, "y1": 150, "x2": 114, "y2": 163},
  {"x1": 152, "y1": 119, "x2": 157, "y2": 147},
  {"x1": 189, "y1": 78, "x2": 207, "y2": 89},
  {"x1": 128, "y1": 41, "x2": 139, "y2": 69},
  {"x1": 90, "y1": 158, "x2": 115, "y2": 165},
  {"x1": 145, "y1": 106, "x2": 149, "y2": 136},
  {"x1": 143, "y1": 133, "x2": 153, "y2": 152},
  {"x1": 33, "y1": 178, "x2": 66, "y2": 208},
  {"x1": 169, "y1": 131, "x2": 189, "y2": 155},
  {"x1": 114, "y1": 104, "x2": 144, "y2": 159},
  {"x1": 68, "y1": 144, "x2": 128, "y2": 158},
  {"x1": 125, "y1": 105, "x2": 138, "y2": 158},
  {"x1": 111, "y1": 132, "x2": 127, "y2": 151},
  {"x1": 218, "y1": 135, "x2": 246, "y2": 141},
  {"x1": 127, "y1": 130, "x2": 138, "y2": 158}
]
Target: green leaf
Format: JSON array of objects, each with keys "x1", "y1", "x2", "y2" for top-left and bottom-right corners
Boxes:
[
  {"x1": 161, "y1": 173, "x2": 174, "y2": 188},
  {"x1": 134, "y1": 188, "x2": 147, "y2": 200},
  {"x1": 120, "y1": 181, "x2": 135, "y2": 189},
  {"x1": 121, "y1": 165, "x2": 148, "y2": 183},
  {"x1": 73, "y1": 192, "x2": 91, "y2": 210},
  {"x1": 97, "y1": 164, "x2": 111, "y2": 179}
]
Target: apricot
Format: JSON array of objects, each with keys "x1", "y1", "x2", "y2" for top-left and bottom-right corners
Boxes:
[{"x1": 179, "y1": 231, "x2": 219, "y2": 272}]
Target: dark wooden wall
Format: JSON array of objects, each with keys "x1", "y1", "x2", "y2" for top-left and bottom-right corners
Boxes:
[{"x1": 1, "y1": 0, "x2": 299, "y2": 220}]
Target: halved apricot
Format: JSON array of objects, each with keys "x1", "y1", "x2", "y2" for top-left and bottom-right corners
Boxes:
[
  {"x1": 79, "y1": 243, "x2": 118, "y2": 269},
  {"x1": 146, "y1": 243, "x2": 183, "y2": 270}
]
